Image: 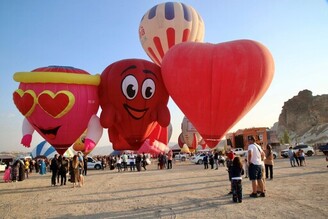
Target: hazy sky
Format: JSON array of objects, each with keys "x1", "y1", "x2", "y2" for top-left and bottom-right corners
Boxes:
[{"x1": 1, "y1": 1, "x2": 327, "y2": 153}]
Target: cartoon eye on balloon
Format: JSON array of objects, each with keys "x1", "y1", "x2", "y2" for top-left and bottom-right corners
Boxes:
[{"x1": 139, "y1": 1, "x2": 205, "y2": 66}]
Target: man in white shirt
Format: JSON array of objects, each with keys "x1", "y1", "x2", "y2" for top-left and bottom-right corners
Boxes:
[{"x1": 247, "y1": 136, "x2": 265, "y2": 198}]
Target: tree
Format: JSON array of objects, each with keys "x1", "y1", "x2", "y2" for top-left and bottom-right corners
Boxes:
[{"x1": 281, "y1": 130, "x2": 290, "y2": 144}]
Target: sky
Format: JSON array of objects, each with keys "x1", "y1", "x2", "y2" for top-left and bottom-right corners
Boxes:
[{"x1": 0, "y1": 1, "x2": 327, "y2": 153}]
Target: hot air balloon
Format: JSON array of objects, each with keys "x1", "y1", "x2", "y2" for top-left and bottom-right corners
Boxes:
[
  {"x1": 99, "y1": 59, "x2": 170, "y2": 150},
  {"x1": 181, "y1": 116, "x2": 203, "y2": 149},
  {"x1": 161, "y1": 40, "x2": 275, "y2": 147},
  {"x1": 13, "y1": 66, "x2": 103, "y2": 155},
  {"x1": 139, "y1": 1, "x2": 205, "y2": 66},
  {"x1": 31, "y1": 141, "x2": 75, "y2": 159}
]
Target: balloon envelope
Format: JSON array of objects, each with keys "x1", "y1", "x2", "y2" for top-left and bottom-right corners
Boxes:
[
  {"x1": 139, "y1": 2, "x2": 205, "y2": 66},
  {"x1": 31, "y1": 141, "x2": 75, "y2": 159},
  {"x1": 99, "y1": 59, "x2": 170, "y2": 150},
  {"x1": 13, "y1": 66, "x2": 100, "y2": 155},
  {"x1": 162, "y1": 40, "x2": 274, "y2": 147},
  {"x1": 181, "y1": 116, "x2": 202, "y2": 148}
]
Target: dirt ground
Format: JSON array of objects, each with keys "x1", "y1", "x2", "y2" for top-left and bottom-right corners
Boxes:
[{"x1": 0, "y1": 155, "x2": 327, "y2": 219}]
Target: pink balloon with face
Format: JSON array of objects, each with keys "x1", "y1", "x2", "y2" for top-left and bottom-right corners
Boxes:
[{"x1": 13, "y1": 66, "x2": 100, "y2": 155}]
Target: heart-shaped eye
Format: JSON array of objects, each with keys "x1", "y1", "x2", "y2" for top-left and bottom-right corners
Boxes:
[
  {"x1": 13, "y1": 89, "x2": 37, "y2": 117},
  {"x1": 38, "y1": 90, "x2": 75, "y2": 118}
]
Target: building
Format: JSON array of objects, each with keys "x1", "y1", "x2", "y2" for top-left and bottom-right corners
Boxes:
[{"x1": 226, "y1": 127, "x2": 280, "y2": 150}]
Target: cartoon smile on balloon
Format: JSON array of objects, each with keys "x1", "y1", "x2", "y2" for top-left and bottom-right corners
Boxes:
[
  {"x1": 99, "y1": 59, "x2": 170, "y2": 150},
  {"x1": 13, "y1": 66, "x2": 103, "y2": 154}
]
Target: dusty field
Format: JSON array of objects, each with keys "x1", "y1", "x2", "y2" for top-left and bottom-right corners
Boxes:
[{"x1": 0, "y1": 156, "x2": 327, "y2": 219}]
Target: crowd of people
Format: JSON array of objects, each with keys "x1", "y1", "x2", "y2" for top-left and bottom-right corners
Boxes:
[
  {"x1": 2, "y1": 157, "x2": 47, "y2": 183},
  {"x1": 4, "y1": 140, "x2": 321, "y2": 205}
]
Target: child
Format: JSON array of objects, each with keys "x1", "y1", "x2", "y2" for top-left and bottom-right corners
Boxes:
[
  {"x1": 3, "y1": 164, "x2": 12, "y2": 182},
  {"x1": 230, "y1": 157, "x2": 244, "y2": 203}
]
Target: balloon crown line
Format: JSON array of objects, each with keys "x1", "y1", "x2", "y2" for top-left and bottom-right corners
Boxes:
[{"x1": 13, "y1": 72, "x2": 101, "y2": 85}]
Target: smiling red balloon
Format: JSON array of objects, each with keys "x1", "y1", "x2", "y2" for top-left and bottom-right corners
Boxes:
[
  {"x1": 99, "y1": 59, "x2": 170, "y2": 150},
  {"x1": 161, "y1": 40, "x2": 275, "y2": 147}
]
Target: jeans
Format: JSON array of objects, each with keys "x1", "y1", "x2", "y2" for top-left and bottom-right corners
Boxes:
[
  {"x1": 289, "y1": 157, "x2": 296, "y2": 166},
  {"x1": 232, "y1": 179, "x2": 243, "y2": 202}
]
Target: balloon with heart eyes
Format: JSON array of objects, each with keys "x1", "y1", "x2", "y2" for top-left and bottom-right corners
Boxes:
[{"x1": 13, "y1": 66, "x2": 103, "y2": 155}]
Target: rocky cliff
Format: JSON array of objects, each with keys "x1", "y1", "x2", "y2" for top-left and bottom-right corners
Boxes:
[{"x1": 276, "y1": 90, "x2": 328, "y2": 145}]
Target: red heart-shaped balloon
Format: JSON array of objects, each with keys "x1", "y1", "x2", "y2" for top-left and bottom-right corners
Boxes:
[{"x1": 162, "y1": 40, "x2": 274, "y2": 147}]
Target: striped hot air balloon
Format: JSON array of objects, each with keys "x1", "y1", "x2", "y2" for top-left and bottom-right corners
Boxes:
[
  {"x1": 139, "y1": 2, "x2": 205, "y2": 66},
  {"x1": 31, "y1": 141, "x2": 75, "y2": 159},
  {"x1": 31, "y1": 141, "x2": 57, "y2": 159}
]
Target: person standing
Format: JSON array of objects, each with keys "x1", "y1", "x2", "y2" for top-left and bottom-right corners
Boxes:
[
  {"x1": 122, "y1": 153, "x2": 128, "y2": 171},
  {"x1": 72, "y1": 155, "x2": 81, "y2": 187},
  {"x1": 83, "y1": 156, "x2": 88, "y2": 176},
  {"x1": 294, "y1": 150, "x2": 300, "y2": 166},
  {"x1": 59, "y1": 156, "x2": 69, "y2": 186},
  {"x1": 214, "y1": 150, "x2": 219, "y2": 170},
  {"x1": 39, "y1": 159, "x2": 46, "y2": 175},
  {"x1": 116, "y1": 156, "x2": 122, "y2": 172},
  {"x1": 299, "y1": 150, "x2": 306, "y2": 166},
  {"x1": 18, "y1": 160, "x2": 25, "y2": 181},
  {"x1": 230, "y1": 157, "x2": 244, "y2": 203},
  {"x1": 226, "y1": 148, "x2": 235, "y2": 194},
  {"x1": 142, "y1": 153, "x2": 147, "y2": 170},
  {"x1": 136, "y1": 154, "x2": 142, "y2": 171},
  {"x1": 247, "y1": 136, "x2": 265, "y2": 198},
  {"x1": 50, "y1": 155, "x2": 58, "y2": 186},
  {"x1": 203, "y1": 153, "x2": 209, "y2": 169},
  {"x1": 11, "y1": 161, "x2": 18, "y2": 182},
  {"x1": 288, "y1": 147, "x2": 296, "y2": 167},
  {"x1": 3, "y1": 164, "x2": 12, "y2": 182},
  {"x1": 209, "y1": 152, "x2": 214, "y2": 169},
  {"x1": 129, "y1": 154, "x2": 136, "y2": 171},
  {"x1": 24, "y1": 159, "x2": 30, "y2": 179},
  {"x1": 167, "y1": 150, "x2": 173, "y2": 169},
  {"x1": 34, "y1": 159, "x2": 39, "y2": 173},
  {"x1": 264, "y1": 144, "x2": 274, "y2": 180}
]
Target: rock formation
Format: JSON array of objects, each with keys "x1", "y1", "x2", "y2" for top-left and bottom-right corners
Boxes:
[{"x1": 276, "y1": 90, "x2": 328, "y2": 145}]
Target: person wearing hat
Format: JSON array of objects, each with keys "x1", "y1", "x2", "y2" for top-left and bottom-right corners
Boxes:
[{"x1": 247, "y1": 136, "x2": 265, "y2": 198}]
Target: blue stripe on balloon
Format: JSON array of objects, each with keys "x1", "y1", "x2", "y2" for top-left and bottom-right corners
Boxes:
[
  {"x1": 181, "y1": 3, "x2": 191, "y2": 21},
  {"x1": 148, "y1": 5, "x2": 157, "y2": 19},
  {"x1": 36, "y1": 141, "x2": 46, "y2": 156},
  {"x1": 44, "y1": 145, "x2": 56, "y2": 157},
  {"x1": 165, "y1": 2, "x2": 175, "y2": 20}
]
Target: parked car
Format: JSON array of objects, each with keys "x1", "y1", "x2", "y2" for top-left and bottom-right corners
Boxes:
[
  {"x1": 0, "y1": 162, "x2": 6, "y2": 172},
  {"x1": 87, "y1": 156, "x2": 102, "y2": 170},
  {"x1": 174, "y1": 153, "x2": 188, "y2": 161},
  {"x1": 280, "y1": 145, "x2": 314, "y2": 158},
  {"x1": 190, "y1": 154, "x2": 206, "y2": 164},
  {"x1": 232, "y1": 148, "x2": 247, "y2": 157},
  {"x1": 318, "y1": 143, "x2": 328, "y2": 155}
]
